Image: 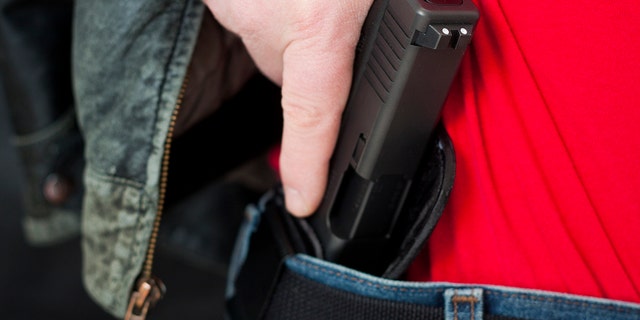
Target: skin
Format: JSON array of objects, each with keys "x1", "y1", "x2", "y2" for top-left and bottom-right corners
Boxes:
[{"x1": 204, "y1": 0, "x2": 374, "y2": 217}]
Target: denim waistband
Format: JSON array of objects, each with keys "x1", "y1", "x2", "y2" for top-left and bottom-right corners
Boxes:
[{"x1": 287, "y1": 254, "x2": 640, "y2": 320}]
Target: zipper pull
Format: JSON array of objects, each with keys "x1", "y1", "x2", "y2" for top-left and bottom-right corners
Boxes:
[{"x1": 124, "y1": 277, "x2": 166, "y2": 320}]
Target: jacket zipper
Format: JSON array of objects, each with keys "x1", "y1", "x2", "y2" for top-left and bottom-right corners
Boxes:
[{"x1": 124, "y1": 76, "x2": 189, "y2": 320}]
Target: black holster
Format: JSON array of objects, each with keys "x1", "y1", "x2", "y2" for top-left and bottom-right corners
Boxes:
[{"x1": 225, "y1": 126, "x2": 456, "y2": 319}]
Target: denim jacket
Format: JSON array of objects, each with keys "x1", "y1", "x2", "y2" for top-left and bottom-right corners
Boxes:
[{"x1": 72, "y1": 0, "x2": 255, "y2": 317}]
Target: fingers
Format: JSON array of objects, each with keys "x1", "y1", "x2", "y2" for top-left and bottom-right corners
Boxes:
[
  {"x1": 203, "y1": 0, "x2": 374, "y2": 217},
  {"x1": 279, "y1": 39, "x2": 355, "y2": 217}
]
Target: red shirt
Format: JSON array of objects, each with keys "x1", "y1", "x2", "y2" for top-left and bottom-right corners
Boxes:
[{"x1": 408, "y1": 0, "x2": 640, "y2": 303}]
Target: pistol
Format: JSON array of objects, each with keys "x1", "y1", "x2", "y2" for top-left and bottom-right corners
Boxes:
[{"x1": 308, "y1": 0, "x2": 479, "y2": 275}]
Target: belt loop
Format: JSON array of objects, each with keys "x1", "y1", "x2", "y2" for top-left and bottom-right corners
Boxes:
[{"x1": 444, "y1": 288, "x2": 484, "y2": 320}]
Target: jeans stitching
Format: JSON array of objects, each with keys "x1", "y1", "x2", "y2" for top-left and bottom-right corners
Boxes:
[
  {"x1": 452, "y1": 293, "x2": 478, "y2": 320},
  {"x1": 485, "y1": 290, "x2": 636, "y2": 314},
  {"x1": 292, "y1": 258, "x2": 638, "y2": 315},
  {"x1": 454, "y1": 290, "x2": 459, "y2": 320},
  {"x1": 295, "y1": 259, "x2": 443, "y2": 294}
]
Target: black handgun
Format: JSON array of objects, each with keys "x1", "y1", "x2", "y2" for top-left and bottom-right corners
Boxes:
[{"x1": 308, "y1": 0, "x2": 479, "y2": 275}]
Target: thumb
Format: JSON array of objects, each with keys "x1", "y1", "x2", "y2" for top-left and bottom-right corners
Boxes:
[{"x1": 279, "y1": 41, "x2": 355, "y2": 217}]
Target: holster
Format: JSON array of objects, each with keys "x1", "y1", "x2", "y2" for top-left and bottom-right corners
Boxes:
[{"x1": 226, "y1": 125, "x2": 456, "y2": 319}]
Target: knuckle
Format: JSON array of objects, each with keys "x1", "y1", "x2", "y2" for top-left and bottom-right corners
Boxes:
[{"x1": 281, "y1": 96, "x2": 328, "y2": 132}]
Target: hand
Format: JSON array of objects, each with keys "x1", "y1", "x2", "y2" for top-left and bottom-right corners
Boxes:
[{"x1": 204, "y1": 0, "x2": 374, "y2": 217}]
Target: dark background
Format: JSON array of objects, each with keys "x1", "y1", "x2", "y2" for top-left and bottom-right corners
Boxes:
[{"x1": 0, "y1": 76, "x2": 228, "y2": 319}]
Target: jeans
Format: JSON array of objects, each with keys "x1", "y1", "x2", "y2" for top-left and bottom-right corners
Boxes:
[
  {"x1": 227, "y1": 191, "x2": 640, "y2": 320},
  {"x1": 284, "y1": 254, "x2": 640, "y2": 320}
]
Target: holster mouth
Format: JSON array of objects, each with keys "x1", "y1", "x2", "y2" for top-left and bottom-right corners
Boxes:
[{"x1": 226, "y1": 125, "x2": 456, "y2": 319}]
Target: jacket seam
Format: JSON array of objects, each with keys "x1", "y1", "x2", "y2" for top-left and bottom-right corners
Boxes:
[{"x1": 85, "y1": 166, "x2": 145, "y2": 190}]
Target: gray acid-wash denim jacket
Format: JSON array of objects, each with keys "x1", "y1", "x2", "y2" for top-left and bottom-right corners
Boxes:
[{"x1": 72, "y1": 0, "x2": 254, "y2": 317}]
